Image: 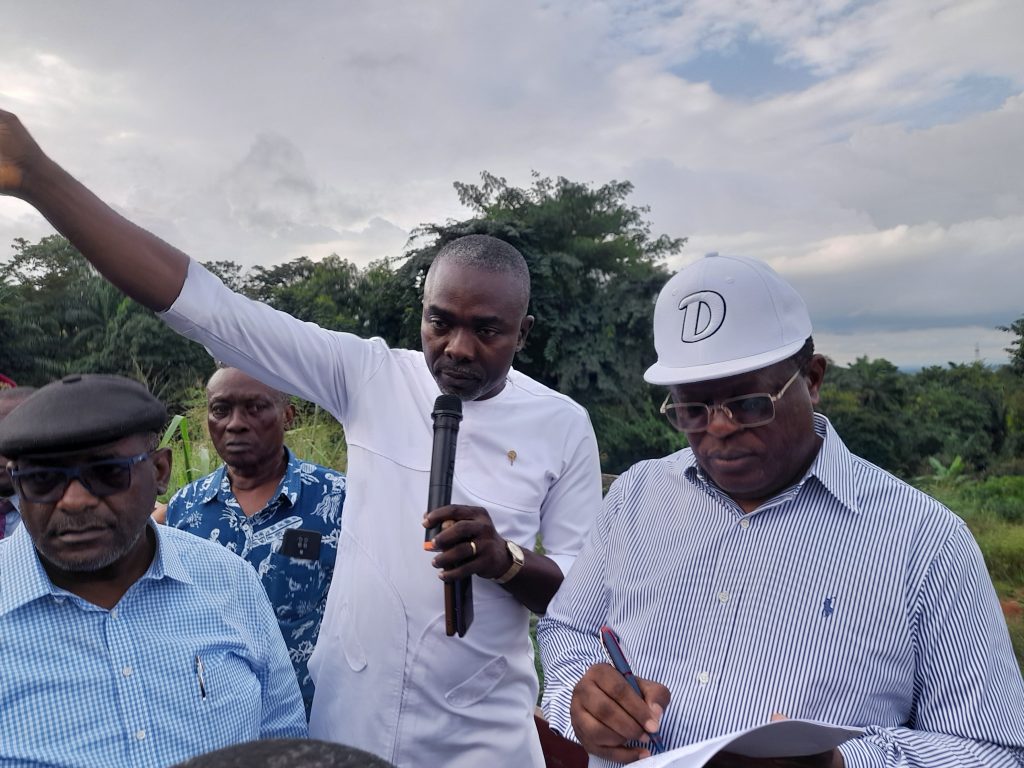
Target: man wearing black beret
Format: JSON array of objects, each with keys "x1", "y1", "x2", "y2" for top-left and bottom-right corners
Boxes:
[{"x1": 0, "y1": 374, "x2": 307, "y2": 767}]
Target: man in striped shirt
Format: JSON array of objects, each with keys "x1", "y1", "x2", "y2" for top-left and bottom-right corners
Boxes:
[{"x1": 539, "y1": 253, "x2": 1024, "y2": 767}]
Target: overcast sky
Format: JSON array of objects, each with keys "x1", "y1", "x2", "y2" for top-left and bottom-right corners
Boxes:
[{"x1": 1, "y1": 0, "x2": 1021, "y2": 368}]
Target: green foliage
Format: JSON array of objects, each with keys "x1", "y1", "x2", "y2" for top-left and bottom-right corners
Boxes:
[
  {"x1": 159, "y1": 413, "x2": 214, "y2": 498},
  {"x1": 819, "y1": 357, "x2": 915, "y2": 474},
  {"x1": 1000, "y1": 315, "x2": 1024, "y2": 377},
  {"x1": 0, "y1": 236, "x2": 214, "y2": 405},
  {"x1": 820, "y1": 357, "x2": 1024, "y2": 478},
  {"x1": 927, "y1": 455, "x2": 964, "y2": 480}
]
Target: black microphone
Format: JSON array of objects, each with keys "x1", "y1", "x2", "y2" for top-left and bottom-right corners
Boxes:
[
  {"x1": 424, "y1": 394, "x2": 463, "y2": 542},
  {"x1": 423, "y1": 394, "x2": 473, "y2": 637}
]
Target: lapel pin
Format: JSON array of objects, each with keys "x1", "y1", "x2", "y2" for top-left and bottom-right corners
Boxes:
[{"x1": 507, "y1": 450, "x2": 517, "y2": 466}]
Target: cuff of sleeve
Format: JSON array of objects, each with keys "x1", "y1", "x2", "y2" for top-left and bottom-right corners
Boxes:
[
  {"x1": 159, "y1": 258, "x2": 210, "y2": 327},
  {"x1": 838, "y1": 736, "x2": 889, "y2": 768},
  {"x1": 541, "y1": 696, "x2": 579, "y2": 744}
]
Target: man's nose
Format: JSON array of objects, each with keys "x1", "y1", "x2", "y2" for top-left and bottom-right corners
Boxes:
[
  {"x1": 225, "y1": 406, "x2": 249, "y2": 430},
  {"x1": 704, "y1": 405, "x2": 742, "y2": 437},
  {"x1": 445, "y1": 328, "x2": 476, "y2": 360},
  {"x1": 55, "y1": 477, "x2": 99, "y2": 509}
]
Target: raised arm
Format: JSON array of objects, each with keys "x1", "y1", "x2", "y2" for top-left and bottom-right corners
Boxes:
[{"x1": 0, "y1": 109, "x2": 188, "y2": 311}]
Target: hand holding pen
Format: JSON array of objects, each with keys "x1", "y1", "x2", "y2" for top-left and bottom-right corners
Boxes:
[
  {"x1": 568, "y1": 626, "x2": 671, "y2": 764},
  {"x1": 600, "y1": 626, "x2": 667, "y2": 754}
]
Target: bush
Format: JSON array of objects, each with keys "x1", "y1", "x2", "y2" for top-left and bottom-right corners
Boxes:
[{"x1": 964, "y1": 476, "x2": 1024, "y2": 524}]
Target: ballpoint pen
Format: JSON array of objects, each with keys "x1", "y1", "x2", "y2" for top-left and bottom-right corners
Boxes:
[
  {"x1": 600, "y1": 625, "x2": 666, "y2": 755},
  {"x1": 194, "y1": 653, "x2": 207, "y2": 700}
]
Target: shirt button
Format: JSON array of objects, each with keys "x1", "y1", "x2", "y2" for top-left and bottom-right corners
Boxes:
[
  {"x1": 122, "y1": 666, "x2": 133, "y2": 677},
  {"x1": 717, "y1": 591, "x2": 730, "y2": 604},
  {"x1": 697, "y1": 671, "x2": 710, "y2": 685},
  {"x1": 109, "y1": 608, "x2": 119, "y2": 619},
  {"x1": 135, "y1": 729, "x2": 146, "y2": 741},
  {"x1": 739, "y1": 518, "x2": 750, "y2": 530}
]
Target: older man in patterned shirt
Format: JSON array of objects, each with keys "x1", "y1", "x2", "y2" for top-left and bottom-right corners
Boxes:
[{"x1": 166, "y1": 366, "x2": 345, "y2": 717}]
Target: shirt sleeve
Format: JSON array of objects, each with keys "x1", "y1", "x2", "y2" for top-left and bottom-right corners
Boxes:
[
  {"x1": 161, "y1": 259, "x2": 386, "y2": 424},
  {"x1": 164, "y1": 488, "x2": 186, "y2": 528},
  {"x1": 537, "y1": 407, "x2": 604, "y2": 575},
  {"x1": 537, "y1": 474, "x2": 622, "y2": 742},
  {"x1": 249, "y1": 567, "x2": 309, "y2": 738},
  {"x1": 838, "y1": 523, "x2": 1024, "y2": 767}
]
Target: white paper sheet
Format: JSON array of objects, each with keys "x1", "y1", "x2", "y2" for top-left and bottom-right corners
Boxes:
[{"x1": 627, "y1": 719, "x2": 862, "y2": 768}]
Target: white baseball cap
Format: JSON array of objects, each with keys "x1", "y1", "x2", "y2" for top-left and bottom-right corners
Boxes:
[{"x1": 644, "y1": 253, "x2": 812, "y2": 385}]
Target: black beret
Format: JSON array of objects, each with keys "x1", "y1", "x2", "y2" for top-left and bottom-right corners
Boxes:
[{"x1": 0, "y1": 374, "x2": 167, "y2": 457}]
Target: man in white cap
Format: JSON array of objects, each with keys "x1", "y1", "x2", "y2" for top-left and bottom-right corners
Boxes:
[{"x1": 538, "y1": 254, "x2": 1024, "y2": 767}]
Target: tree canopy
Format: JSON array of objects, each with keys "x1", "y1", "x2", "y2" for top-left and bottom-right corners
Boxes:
[{"x1": 3, "y1": 175, "x2": 1024, "y2": 478}]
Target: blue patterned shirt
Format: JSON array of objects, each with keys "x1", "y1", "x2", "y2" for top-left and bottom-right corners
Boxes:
[
  {"x1": 0, "y1": 521, "x2": 306, "y2": 768},
  {"x1": 166, "y1": 448, "x2": 345, "y2": 716},
  {"x1": 539, "y1": 414, "x2": 1024, "y2": 768}
]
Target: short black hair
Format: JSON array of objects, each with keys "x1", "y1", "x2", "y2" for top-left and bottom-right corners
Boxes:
[
  {"x1": 790, "y1": 337, "x2": 815, "y2": 373},
  {"x1": 427, "y1": 234, "x2": 531, "y2": 309},
  {"x1": 171, "y1": 739, "x2": 396, "y2": 768}
]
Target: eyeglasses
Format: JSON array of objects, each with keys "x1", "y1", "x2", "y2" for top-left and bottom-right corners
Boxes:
[
  {"x1": 660, "y1": 369, "x2": 802, "y2": 432},
  {"x1": 11, "y1": 452, "x2": 153, "y2": 503}
]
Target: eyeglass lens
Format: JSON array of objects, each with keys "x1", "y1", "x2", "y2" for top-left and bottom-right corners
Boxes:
[
  {"x1": 13, "y1": 454, "x2": 147, "y2": 503},
  {"x1": 665, "y1": 394, "x2": 775, "y2": 431}
]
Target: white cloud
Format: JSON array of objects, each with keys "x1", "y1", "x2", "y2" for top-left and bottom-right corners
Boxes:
[{"x1": 0, "y1": 0, "x2": 1020, "y2": 367}]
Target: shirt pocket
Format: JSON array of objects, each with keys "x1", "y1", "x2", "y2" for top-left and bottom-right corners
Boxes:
[{"x1": 184, "y1": 648, "x2": 263, "y2": 749}]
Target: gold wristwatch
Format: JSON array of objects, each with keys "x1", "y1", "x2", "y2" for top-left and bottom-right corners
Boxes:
[{"x1": 494, "y1": 540, "x2": 525, "y2": 584}]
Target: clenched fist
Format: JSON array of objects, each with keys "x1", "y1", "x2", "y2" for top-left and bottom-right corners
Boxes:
[{"x1": 0, "y1": 109, "x2": 44, "y2": 196}]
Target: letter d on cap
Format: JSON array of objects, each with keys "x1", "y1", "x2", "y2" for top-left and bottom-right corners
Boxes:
[{"x1": 678, "y1": 290, "x2": 726, "y2": 343}]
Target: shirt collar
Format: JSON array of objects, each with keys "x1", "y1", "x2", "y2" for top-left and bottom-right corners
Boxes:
[
  {"x1": 1, "y1": 494, "x2": 20, "y2": 512},
  {"x1": 150, "y1": 520, "x2": 196, "y2": 586},
  {"x1": 805, "y1": 413, "x2": 863, "y2": 515},
  {"x1": 0, "y1": 525, "x2": 55, "y2": 615},
  {"x1": 200, "y1": 447, "x2": 300, "y2": 510},
  {"x1": 0, "y1": 519, "x2": 193, "y2": 617},
  {"x1": 680, "y1": 413, "x2": 862, "y2": 516}
]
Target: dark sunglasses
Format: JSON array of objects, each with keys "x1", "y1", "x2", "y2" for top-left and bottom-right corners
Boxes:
[{"x1": 11, "y1": 452, "x2": 153, "y2": 503}]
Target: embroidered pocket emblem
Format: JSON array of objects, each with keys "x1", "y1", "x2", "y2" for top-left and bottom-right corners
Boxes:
[{"x1": 822, "y1": 596, "x2": 835, "y2": 619}]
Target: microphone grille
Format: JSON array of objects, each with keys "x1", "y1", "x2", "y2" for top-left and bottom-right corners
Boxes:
[{"x1": 432, "y1": 394, "x2": 463, "y2": 417}]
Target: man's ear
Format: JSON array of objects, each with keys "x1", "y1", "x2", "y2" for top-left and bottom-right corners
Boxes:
[
  {"x1": 805, "y1": 355, "x2": 828, "y2": 405},
  {"x1": 517, "y1": 315, "x2": 535, "y2": 352},
  {"x1": 152, "y1": 447, "x2": 173, "y2": 495},
  {"x1": 283, "y1": 403, "x2": 296, "y2": 431}
]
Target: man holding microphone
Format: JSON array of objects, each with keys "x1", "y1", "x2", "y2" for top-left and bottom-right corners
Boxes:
[{"x1": 0, "y1": 108, "x2": 603, "y2": 767}]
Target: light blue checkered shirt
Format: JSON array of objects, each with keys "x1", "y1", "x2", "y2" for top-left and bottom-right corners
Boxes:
[
  {"x1": 0, "y1": 521, "x2": 307, "y2": 767},
  {"x1": 539, "y1": 414, "x2": 1024, "y2": 767},
  {"x1": 166, "y1": 448, "x2": 344, "y2": 717}
]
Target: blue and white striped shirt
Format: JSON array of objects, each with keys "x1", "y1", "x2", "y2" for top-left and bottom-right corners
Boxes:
[
  {"x1": 0, "y1": 521, "x2": 307, "y2": 768},
  {"x1": 539, "y1": 414, "x2": 1024, "y2": 767}
]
